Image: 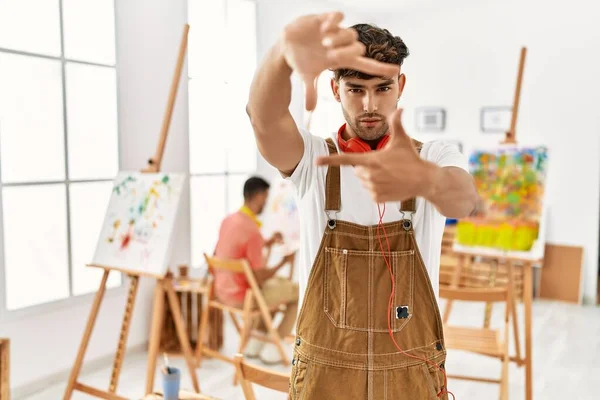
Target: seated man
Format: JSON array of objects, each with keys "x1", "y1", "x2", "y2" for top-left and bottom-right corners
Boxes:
[{"x1": 213, "y1": 176, "x2": 298, "y2": 364}]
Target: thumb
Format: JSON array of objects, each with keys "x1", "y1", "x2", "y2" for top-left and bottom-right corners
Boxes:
[
  {"x1": 387, "y1": 108, "x2": 411, "y2": 148},
  {"x1": 304, "y1": 76, "x2": 318, "y2": 111}
]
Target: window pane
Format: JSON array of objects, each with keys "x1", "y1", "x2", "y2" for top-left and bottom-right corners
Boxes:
[
  {"x1": 189, "y1": 79, "x2": 228, "y2": 174},
  {"x1": 0, "y1": 0, "x2": 61, "y2": 56},
  {"x1": 0, "y1": 54, "x2": 66, "y2": 183},
  {"x1": 190, "y1": 176, "x2": 225, "y2": 265},
  {"x1": 3, "y1": 184, "x2": 69, "y2": 310},
  {"x1": 227, "y1": 173, "x2": 249, "y2": 214},
  {"x1": 188, "y1": 0, "x2": 225, "y2": 80},
  {"x1": 65, "y1": 62, "x2": 119, "y2": 180},
  {"x1": 62, "y1": 0, "x2": 116, "y2": 65},
  {"x1": 70, "y1": 181, "x2": 121, "y2": 296}
]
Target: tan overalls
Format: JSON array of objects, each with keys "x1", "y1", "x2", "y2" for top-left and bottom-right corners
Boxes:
[{"x1": 289, "y1": 139, "x2": 448, "y2": 400}]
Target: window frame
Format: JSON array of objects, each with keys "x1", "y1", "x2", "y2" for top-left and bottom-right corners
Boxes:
[
  {"x1": 187, "y1": 0, "x2": 259, "y2": 266},
  {"x1": 0, "y1": 0, "x2": 124, "y2": 321}
]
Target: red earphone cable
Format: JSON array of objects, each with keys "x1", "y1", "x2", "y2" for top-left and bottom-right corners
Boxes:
[{"x1": 376, "y1": 203, "x2": 455, "y2": 400}]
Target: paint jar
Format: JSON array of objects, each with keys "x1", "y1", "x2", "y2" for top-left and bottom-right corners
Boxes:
[{"x1": 161, "y1": 366, "x2": 180, "y2": 400}]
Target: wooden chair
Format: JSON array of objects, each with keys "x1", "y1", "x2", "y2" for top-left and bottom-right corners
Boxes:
[
  {"x1": 1, "y1": 338, "x2": 9, "y2": 400},
  {"x1": 195, "y1": 254, "x2": 291, "y2": 369},
  {"x1": 440, "y1": 286, "x2": 512, "y2": 400},
  {"x1": 233, "y1": 353, "x2": 290, "y2": 399}
]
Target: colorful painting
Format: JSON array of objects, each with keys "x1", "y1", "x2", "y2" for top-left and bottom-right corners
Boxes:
[
  {"x1": 455, "y1": 145, "x2": 549, "y2": 257},
  {"x1": 260, "y1": 178, "x2": 301, "y2": 253},
  {"x1": 91, "y1": 171, "x2": 185, "y2": 277}
]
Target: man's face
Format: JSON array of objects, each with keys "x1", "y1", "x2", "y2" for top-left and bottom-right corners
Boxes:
[
  {"x1": 255, "y1": 190, "x2": 269, "y2": 215},
  {"x1": 332, "y1": 74, "x2": 405, "y2": 142}
]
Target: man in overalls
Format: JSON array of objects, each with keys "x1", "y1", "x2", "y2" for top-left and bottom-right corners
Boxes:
[{"x1": 246, "y1": 11, "x2": 478, "y2": 399}]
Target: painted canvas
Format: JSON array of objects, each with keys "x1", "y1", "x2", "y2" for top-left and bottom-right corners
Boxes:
[
  {"x1": 455, "y1": 145, "x2": 549, "y2": 259},
  {"x1": 91, "y1": 171, "x2": 185, "y2": 277},
  {"x1": 260, "y1": 177, "x2": 301, "y2": 254}
]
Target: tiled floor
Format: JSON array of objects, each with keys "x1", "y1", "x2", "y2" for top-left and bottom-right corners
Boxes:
[{"x1": 20, "y1": 299, "x2": 600, "y2": 399}]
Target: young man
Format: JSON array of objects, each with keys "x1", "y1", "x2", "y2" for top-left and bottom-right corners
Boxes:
[
  {"x1": 213, "y1": 176, "x2": 298, "y2": 364},
  {"x1": 247, "y1": 12, "x2": 478, "y2": 399}
]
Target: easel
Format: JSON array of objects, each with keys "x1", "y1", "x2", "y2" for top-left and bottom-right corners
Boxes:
[
  {"x1": 63, "y1": 24, "x2": 200, "y2": 400},
  {"x1": 445, "y1": 47, "x2": 537, "y2": 400}
]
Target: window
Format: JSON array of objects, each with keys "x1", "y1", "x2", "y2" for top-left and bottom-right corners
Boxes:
[
  {"x1": 307, "y1": 71, "x2": 345, "y2": 139},
  {"x1": 0, "y1": 0, "x2": 120, "y2": 311},
  {"x1": 187, "y1": 0, "x2": 257, "y2": 265}
]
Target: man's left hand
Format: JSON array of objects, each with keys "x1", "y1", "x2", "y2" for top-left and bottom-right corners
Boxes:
[
  {"x1": 316, "y1": 108, "x2": 440, "y2": 203},
  {"x1": 266, "y1": 232, "x2": 284, "y2": 247}
]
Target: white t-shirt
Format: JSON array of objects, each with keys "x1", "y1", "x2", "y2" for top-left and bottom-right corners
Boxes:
[{"x1": 286, "y1": 129, "x2": 469, "y2": 310}]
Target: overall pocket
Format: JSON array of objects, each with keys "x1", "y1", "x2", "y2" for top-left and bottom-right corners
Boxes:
[{"x1": 324, "y1": 247, "x2": 415, "y2": 332}]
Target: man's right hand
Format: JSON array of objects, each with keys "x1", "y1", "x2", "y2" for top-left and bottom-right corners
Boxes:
[{"x1": 281, "y1": 11, "x2": 400, "y2": 111}]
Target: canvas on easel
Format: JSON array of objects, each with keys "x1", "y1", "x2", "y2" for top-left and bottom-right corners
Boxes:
[
  {"x1": 453, "y1": 143, "x2": 549, "y2": 261},
  {"x1": 260, "y1": 177, "x2": 301, "y2": 255},
  {"x1": 91, "y1": 171, "x2": 185, "y2": 277}
]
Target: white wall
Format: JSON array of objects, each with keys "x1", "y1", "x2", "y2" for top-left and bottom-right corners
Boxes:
[
  {"x1": 0, "y1": 0, "x2": 191, "y2": 394},
  {"x1": 254, "y1": 0, "x2": 600, "y2": 303}
]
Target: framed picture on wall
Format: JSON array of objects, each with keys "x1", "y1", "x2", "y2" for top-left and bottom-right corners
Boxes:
[
  {"x1": 415, "y1": 107, "x2": 446, "y2": 132},
  {"x1": 481, "y1": 107, "x2": 512, "y2": 132}
]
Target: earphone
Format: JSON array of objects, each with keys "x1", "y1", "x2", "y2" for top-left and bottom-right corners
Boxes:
[{"x1": 336, "y1": 123, "x2": 390, "y2": 153}]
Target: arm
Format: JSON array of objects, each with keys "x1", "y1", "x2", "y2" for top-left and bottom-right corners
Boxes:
[
  {"x1": 423, "y1": 165, "x2": 478, "y2": 219},
  {"x1": 246, "y1": 40, "x2": 304, "y2": 176},
  {"x1": 315, "y1": 108, "x2": 478, "y2": 218},
  {"x1": 252, "y1": 259, "x2": 287, "y2": 286},
  {"x1": 247, "y1": 12, "x2": 401, "y2": 176}
]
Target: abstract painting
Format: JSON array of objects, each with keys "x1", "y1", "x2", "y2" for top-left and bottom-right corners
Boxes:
[
  {"x1": 455, "y1": 145, "x2": 549, "y2": 258},
  {"x1": 260, "y1": 177, "x2": 301, "y2": 253},
  {"x1": 91, "y1": 171, "x2": 185, "y2": 277}
]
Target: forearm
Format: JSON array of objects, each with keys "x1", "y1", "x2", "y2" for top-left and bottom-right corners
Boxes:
[
  {"x1": 246, "y1": 38, "x2": 304, "y2": 174},
  {"x1": 247, "y1": 38, "x2": 292, "y2": 128},
  {"x1": 424, "y1": 166, "x2": 478, "y2": 219},
  {"x1": 253, "y1": 263, "x2": 284, "y2": 286}
]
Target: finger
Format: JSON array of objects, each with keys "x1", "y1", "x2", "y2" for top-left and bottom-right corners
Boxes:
[
  {"x1": 316, "y1": 153, "x2": 370, "y2": 167},
  {"x1": 346, "y1": 56, "x2": 400, "y2": 79},
  {"x1": 327, "y1": 42, "x2": 366, "y2": 66},
  {"x1": 321, "y1": 11, "x2": 344, "y2": 33},
  {"x1": 304, "y1": 76, "x2": 318, "y2": 111},
  {"x1": 322, "y1": 28, "x2": 358, "y2": 48},
  {"x1": 387, "y1": 108, "x2": 413, "y2": 148}
]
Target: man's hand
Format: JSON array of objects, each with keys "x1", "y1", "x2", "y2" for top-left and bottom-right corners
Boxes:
[
  {"x1": 316, "y1": 108, "x2": 440, "y2": 203},
  {"x1": 265, "y1": 232, "x2": 284, "y2": 248},
  {"x1": 281, "y1": 11, "x2": 400, "y2": 111}
]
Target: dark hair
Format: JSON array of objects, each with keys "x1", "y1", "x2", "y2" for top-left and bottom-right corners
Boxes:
[
  {"x1": 243, "y1": 176, "x2": 270, "y2": 200},
  {"x1": 334, "y1": 23, "x2": 409, "y2": 81}
]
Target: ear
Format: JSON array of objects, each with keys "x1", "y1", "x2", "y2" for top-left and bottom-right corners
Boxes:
[
  {"x1": 398, "y1": 73, "x2": 407, "y2": 99},
  {"x1": 330, "y1": 78, "x2": 341, "y2": 102}
]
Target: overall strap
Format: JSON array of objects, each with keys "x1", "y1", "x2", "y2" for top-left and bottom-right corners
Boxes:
[
  {"x1": 324, "y1": 138, "x2": 341, "y2": 212},
  {"x1": 400, "y1": 139, "x2": 424, "y2": 213}
]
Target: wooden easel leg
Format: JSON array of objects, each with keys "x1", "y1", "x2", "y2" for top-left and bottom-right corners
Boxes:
[
  {"x1": 63, "y1": 270, "x2": 110, "y2": 400},
  {"x1": 508, "y1": 261, "x2": 522, "y2": 361},
  {"x1": 524, "y1": 262, "x2": 533, "y2": 400},
  {"x1": 195, "y1": 286, "x2": 211, "y2": 367},
  {"x1": 164, "y1": 277, "x2": 200, "y2": 393},
  {"x1": 145, "y1": 280, "x2": 166, "y2": 395},
  {"x1": 442, "y1": 254, "x2": 466, "y2": 324},
  {"x1": 109, "y1": 275, "x2": 140, "y2": 393},
  {"x1": 483, "y1": 260, "x2": 498, "y2": 328}
]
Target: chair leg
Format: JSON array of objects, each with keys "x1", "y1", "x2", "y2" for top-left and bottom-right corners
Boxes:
[
  {"x1": 234, "y1": 297, "x2": 254, "y2": 386},
  {"x1": 195, "y1": 302, "x2": 211, "y2": 367},
  {"x1": 500, "y1": 354, "x2": 509, "y2": 400}
]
